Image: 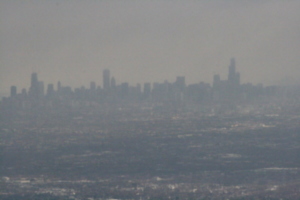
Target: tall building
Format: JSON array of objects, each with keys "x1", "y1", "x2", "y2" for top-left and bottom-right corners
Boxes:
[
  {"x1": 120, "y1": 82, "x2": 129, "y2": 97},
  {"x1": 47, "y1": 84, "x2": 54, "y2": 97},
  {"x1": 144, "y1": 83, "x2": 151, "y2": 98},
  {"x1": 21, "y1": 88, "x2": 27, "y2": 96},
  {"x1": 31, "y1": 73, "x2": 38, "y2": 88},
  {"x1": 136, "y1": 83, "x2": 141, "y2": 94},
  {"x1": 175, "y1": 76, "x2": 186, "y2": 91},
  {"x1": 103, "y1": 69, "x2": 110, "y2": 91},
  {"x1": 228, "y1": 58, "x2": 240, "y2": 87},
  {"x1": 29, "y1": 73, "x2": 40, "y2": 99},
  {"x1": 226, "y1": 58, "x2": 241, "y2": 102},
  {"x1": 10, "y1": 86, "x2": 17, "y2": 97},
  {"x1": 38, "y1": 81, "x2": 44, "y2": 96},
  {"x1": 21, "y1": 88, "x2": 27, "y2": 100},
  {"x1": 111, "y1": 77, "x2": 116, "y2": 89},
  {"x1": 57, "y1": 81, "x2": 61, "y2": 92},
  {"x1": 213, "y1": 74, "x2": 221, "y2": 88},
  {"x1": 236, "y1": 72, "x2": 240, "y2": 86},
  {"x1": 228, "y1": 58, "x2": 236, "y2": 83}
]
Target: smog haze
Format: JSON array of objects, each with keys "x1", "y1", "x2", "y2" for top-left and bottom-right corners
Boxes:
[{"x1": 1, "y1": 1, "x2": 300, "y2": 95}]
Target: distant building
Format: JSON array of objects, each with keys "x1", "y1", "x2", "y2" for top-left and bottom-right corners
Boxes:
[
  {"x1": 136, "y1": 83, "x2": 141, "y2": 94},
  {"x1": 213, "y1": 74, "x2": 221, "y2": 89},
  {"x1": 120, "y1": 82, "x2": 129, "y2": 97},
  {"x1": 57, "y1": 81, "x2": 61, "y2": 92},
  {"x1": 144, "y1": 83, "x2": 151, "y2": 98},
  {"x1": 226, "y1": 58, "x2": 241, "y2": 102},
  {"x1": 21, "y1": 88, "x2": 27, "y2": 96},
  {"x1": 10, "y1": 86, "x2": 17, "y2": 97},
  {"x1": 228, "y1": 58, "x2": 240, "y2": 87},
  {"x1": 228, "y1": 58, "x2": 236, "y2": 83},
  {"x1": 38, "y1": 81, "x2": 44, "y2": 97},
  {"x1": 103, "y1": 69, "x2": 110, "y2": 91},
  {"x1": 31, "y1": 73, "x2": 38, "y2": 88},
  {"x1": 111, "y1": 77, "x2": 116, "y2": 89},
  {"x1": 47, "y1": 84, "x2": 54, "y2": 97},
  {"x1": 175, "y1": 76, "x2": 186, "y2": 91},
  {"x1": 29, "y1": 73, "x2": 40, "y2": 99}
]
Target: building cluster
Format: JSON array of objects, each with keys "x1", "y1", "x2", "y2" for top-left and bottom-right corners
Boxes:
[{"x1": 1, "y1": 59, "x2": 299, "y2": 113}]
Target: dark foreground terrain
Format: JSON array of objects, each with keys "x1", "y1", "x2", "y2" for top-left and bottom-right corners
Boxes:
[{"x1": 1, "y1": 111, "x2": 300, "y2": 199}]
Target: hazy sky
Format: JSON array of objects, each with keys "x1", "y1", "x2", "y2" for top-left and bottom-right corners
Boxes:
[{"x1": 1, "y1": 1, "x2": 300, "y2": 95}]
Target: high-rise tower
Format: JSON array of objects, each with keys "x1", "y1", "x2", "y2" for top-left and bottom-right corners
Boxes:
[
  {"x1": 47, "y1": 84, "x2": 54, "y2": 97},
  {"x1": 31, "y1": 73, "x2": 38, "y2": 88},
  {"x1": 111, "y1": 77, "x2": 116, "y2": 89},
  {"x1": 29, "y1": 73, "x2": 40, "y2": 99},
  {"x1": 103, "y1": 69, "x2": 110, "y2": 91},
  {"x1": 228, "y1": 58, "x2": 236, "y2": 83},
  {"x1": 227, "y1": 58, "x2": 240, "y2": 87},
  {"x1": 213, "y1": 74, "x2": 221, "y2": 88},
  {"x1": 226, "y1": 58, "x2": 241, "y2": 102},
  {"x1": 175, "y1": 76, "x2": 186, "y2": 92},
  {"x1": 10, "y1": 86, "x2": 17, "y2": 97}
]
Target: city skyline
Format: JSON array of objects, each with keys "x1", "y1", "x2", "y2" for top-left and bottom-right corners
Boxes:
[
  {"x1": 1, "y1": 1, "x2": 300, "y2": 96},
  {"x1": 4, "y1": 57, "x2": 294, "y2": 113},
  {"x1": 6, "y1": 58, "x2": 241, "y2": 98},
  {"x1": 1, "y1": 56, "x2": 298, "y2": 98}
]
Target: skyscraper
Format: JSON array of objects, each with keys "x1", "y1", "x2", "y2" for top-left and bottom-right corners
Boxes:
[
  {"x1": 227, "y1": 58, "x2": 240, "y2": 87},
  {"x1": 10, "y1": 86, "x2": 17, "y2": 97},
  {"x1": 111, "y1": 77, "x2": 116, "y2": 89},
  {"x1": 144, "y1": 83, "x2": 151, "y2": 98},
  {"x1": 120, "y1": 82, "x2": 129, "y2": 97},
  {"x1": 21, "y1": 88, "x2": 27, "y2": 96},
  {"x1": 236, "y1": 72, "x2": 240, "y2": 86},
  {"x1": 175, "y1": 76, "x2": 186, "y2": 92},
  {"x1": 226, "y1": 58, "x2": 241, "y2": 102},
  {"x1": 47, "y1": 84, "x2": 54, "y2": 97},
  {"x1": 213, "y1": 74, "x2": 221, "y2": 88},
  {"x1": 29, "y1": 73, "x2": 40, "y2": 99},
  {"x1": 38, "y1": 81, "x2": 44, "y2": 96},
  {"x1": 228, "y1": 58, "x2": 236, "y2": 83},
  {"x1": 103, "y1": 69, "x2": 110, "y2": 91},
  {"x1": 57, "y1": 81, "x2": 61, "y2": 92},
  {"x1": 31, "y1": 73, "x2": 38, "y2": 88}
]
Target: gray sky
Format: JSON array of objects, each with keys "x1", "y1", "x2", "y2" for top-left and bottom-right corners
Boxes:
[{"x1": 1, "y1": 1, "x2": 300, "y2": 95}]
